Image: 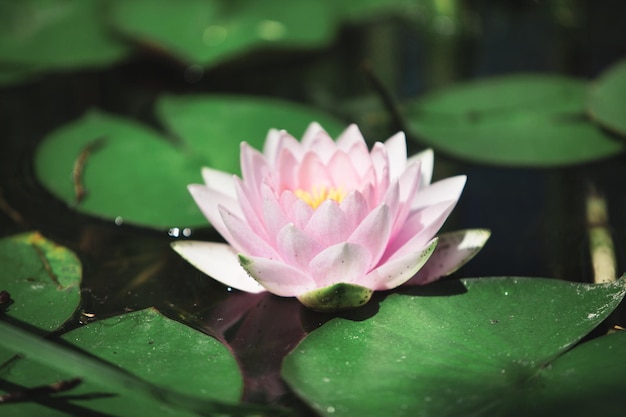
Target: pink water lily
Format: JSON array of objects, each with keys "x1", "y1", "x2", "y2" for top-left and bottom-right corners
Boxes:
[{"x1": 172, "y1": 123, "x2": 488, "y2": 311}]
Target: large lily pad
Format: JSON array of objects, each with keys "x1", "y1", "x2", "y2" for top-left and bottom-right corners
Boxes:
[
  {"x1": 34, "y1": 95, "x2": 345, "y2": 229},
  {"x1": 0, "y1": 0, "x2": 129, "y2": 83},
  {"x1": 282, "y1": 277, "x2": 626, "y2": 417},
  {"x1": 0, "y1": 309, "x2": 264, "y2": 417},
  {"x1": 0, "y1": 232, "x2": 81, "y2": 332},
  {"x1": 406, "y1": 74, "x2": 624, "y2": 166},
  {"x1": 588, "y1": 59, "x2": 626, "y2": 138},
  {"x1": 108, "y1": 0, "x2": 335, "y2": 66}
]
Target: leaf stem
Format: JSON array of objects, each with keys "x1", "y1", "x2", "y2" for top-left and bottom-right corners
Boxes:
[{"x1": 586, "y1": 186, "x2": 617, "y2": 284}]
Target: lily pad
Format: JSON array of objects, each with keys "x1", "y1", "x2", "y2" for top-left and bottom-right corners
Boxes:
[
  {"x1": 406, "y1": 74, "x2": 624, "y2": 166},
  {"x1": 108, "y1": 0, "x2": 335, "y2": 66},
  {"x1": 0, "y1": 0, "x2": 129, "y2": 78},
  {"x1": 0, "y1": 232, "x2": 81, "y2": 332},
  {"x1": 34, "y1": 95, "x2": 345, "y2": 229},
  {"x1": 0, "y1": 309, "x2": 261, "y2": 417},
  {"x1": 588, "y1": 59, "x2": 626, "y2": 137},
  {"x1": 282, "y1": 277, "x2": 626, "y2": 417}
]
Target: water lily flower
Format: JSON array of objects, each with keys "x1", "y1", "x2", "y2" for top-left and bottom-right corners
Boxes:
[{"x1": 172, "y1": 123, "x2": 488, "y2": 311}]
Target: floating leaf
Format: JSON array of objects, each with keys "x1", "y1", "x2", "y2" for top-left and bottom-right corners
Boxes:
[
  {"x1": 525, "y1": 330, "x2": 626, "y2": 417},
  {"x1": 588, "y1": 59, "x2": 626, "y2": 138},
  {"x1": 0, "y1": 0, "x2": 129, "y2": 84},
  {"x1": 34, "y1": 95, "x2": 345, "y2": 229},
  {"x1": 406, "y1": 74, "x2": 624, "y2": 166},
  {"x1": 0, "y1": 232, "x2": 81, "y2": 332},
  {"x1": 0, "y1": 309, "x2": 270, "y2": 417},
  {"x1": 108, "y1": 0, "x2": 335, "y2": 66},
  {"x1": 282, "y1": 277, "x2": 626, "y2": 417}
]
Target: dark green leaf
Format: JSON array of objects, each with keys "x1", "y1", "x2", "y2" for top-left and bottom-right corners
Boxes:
[
  {"x1": 108, "y1": 0, "x2": 335, "y2": 66},
  {"x1": 0, "y1": 309, "x2": 267, "y2": 417},
  {"x1": 588, "y1": 59, "x2": 626, "y2": 138},
  {"x1": 0, "y1": 232, "x2": 81, "y2": 332},
  {"x1": 0, "y1": 0, "x2": 129, "y2": 80},
  {"x1": 34, "y1": 96, "x2": 345, "y2": 229},
  {"x1": 406, "y1": 74, "x2": 624, "y2": 166},
  {"x1": 282, "y1": 277, "x2": 626, "y2": 417}
]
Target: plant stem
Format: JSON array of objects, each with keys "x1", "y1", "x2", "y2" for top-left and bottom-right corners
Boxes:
[{"x1": 586, "y1": 187, "x2": 617, "y2": 284}]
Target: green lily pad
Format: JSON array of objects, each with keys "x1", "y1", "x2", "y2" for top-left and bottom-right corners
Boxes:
[
  {"x1": 34, "y1": 95, "x2": 345, "y2": 229},
  {"x1": 406, "y1": 74, "x2": 624, "y2": 166},
  {"x1": 588, "y1": 59, "x2": 626, "y2": 138},
  {"x1": 0, "y1": 309, "x2": 258, "y2": 417},
  {"x1": 0, "y1": 0, "x2": 129, "y2": 77},
  {"x1": 0, "y1": 232, "x2": 81, "y2": 332},
  {"x1": 525, "y1": 330, "x2": 626, "y2": 417},
  {"x1": 108, "y1": 0, "x2": 335, "y2": 66},
  {"x1": 282, "y1": 277, "x2": 626, "y2": 417}
]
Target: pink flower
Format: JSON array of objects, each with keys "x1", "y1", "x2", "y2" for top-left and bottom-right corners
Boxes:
[{"x1": 172, "y1": 123, "x2": 488, "y2": 311}]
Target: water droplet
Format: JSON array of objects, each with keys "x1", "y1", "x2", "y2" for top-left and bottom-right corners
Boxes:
[
  {"x1": 203, "y1": 25, "x2": 227, "y2": 46},
  {"x1": 168, "y1": 227, "x2": 180, "y2": 237},
  {"x1": 326, "y1": 406, "x2": 335, "y2": 413},
  {"x1": 182, "y1": 227, "x2": 192, "y2": 237},
  {"x1": 323, "y1": 377, "x2": 330, "y2": 383},
  {"x1": 504, "y1": 291, "x2": 509, "y2": 296},
  {"x1": 257, "y1": 20, "x2": 286, "y2": 41},
  {"x1": 114, "y1": 216, "x2": 124, "y2": 226}
]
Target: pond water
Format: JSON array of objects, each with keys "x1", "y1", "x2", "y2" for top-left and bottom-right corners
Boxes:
[{"x1": 1, "y1": 2, "x2": 626, "y2": 414}]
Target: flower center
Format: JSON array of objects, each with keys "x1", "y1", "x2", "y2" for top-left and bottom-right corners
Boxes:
[{"x1": 294, "y1": 186, "x2": 346, "y2": 209}]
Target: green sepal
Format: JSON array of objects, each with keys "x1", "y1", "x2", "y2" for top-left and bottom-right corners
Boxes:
[{"x1": 297, "y1": 283, "x2": 373, "y2": 312}]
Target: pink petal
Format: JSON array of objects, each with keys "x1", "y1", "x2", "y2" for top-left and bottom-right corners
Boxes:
[
  {"x1": 262, "y1": 128, "x2": 282, "y2": 166},
  {"x1": 274, "y1": 147, "x2": 299, "y2": 192},
  {"x1": 201, "y1": 167, "x2": 237, "y2": 198},
  {"x1": 276, "y1": 223, "x2": 324, "y2": 269},
  {"x1": 233, "y1": 178, "x2": 269, "y2": 241},
  {"x1": 240, "y1": 142, "x2": 270, "y2": 188},
  {"x1": 385, "y1": 200, "x2": 456, "y2": 261},
  {"x1": 407, "y1": 148, "x2": 434, "y2": 188},
  {"x1": 361, "y1": 238, "x2": 438, "y2": 290},
  {"x1": 407, "y1": 229, "x2": 491, "y2": 286},
  {"x1": 391, "y1": 161, "x2": 422, "y2": 234},
  {"x1": 308, "y1": 242, "x2": 372, "y2": 288},
  {"x1": 412, "y1": 175, "x2": 466, "y2": 211},
  {"x1": 384, "y1": 132, "x2": 407, "y2": 180},
  {"x1": 297, "y1": 152, "x2": 333, "y2": 190},
  {"x1": 219, "y1": 205, "x2": 280, "y2": 259},
  {"x1": 339, "y1": 190, "x2": 370, "y2": 230},
  {"x1": 348, "y1": 203, "x2": 392, "y2": 265},
  {"x1": 304, "y1": 200, "x2": 351, "y2": 246},
  {"x1": 261, "y1": 184, "x2": 290, "y2": 243},
  {"x1": 289, "y1": 198, "x2": 314, "y2": 230},
  {"x1": 188, "y1": 184, "x2": 241, "y2": 243},
  {"x1": 327, "y1": 151, "x2": 361, "y2": 190},
  {"x1": 301, "y1": 122, "x2": 326, "y2": 147},
  {"x1": 336, "y1": 125, "x2": 370, "y2": 176},
  {"x1": 238, "y1": 254, "x2": 317, "y2": 296},
  {"x1": 308, "y1": 132, "x2": 338, "y2": 164},
  {"x1": 370, "y1": 142, "x2": 390, "y2": 195},
  {"x1": 171, "y1": 241, "x2": 265, "y2": 293}
]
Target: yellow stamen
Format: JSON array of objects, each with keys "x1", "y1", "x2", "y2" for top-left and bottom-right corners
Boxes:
[{"x1": 294, "y1": 186, "x2": 346, "y2": 209}]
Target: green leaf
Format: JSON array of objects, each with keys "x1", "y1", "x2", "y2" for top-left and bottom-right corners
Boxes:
[
  {"x1": 282, "y1": 277, "x2": 626, "y2": 417},
  {"x1": 588, "y1": 59, "x2": 626, "y2": 138},
  {"x1": 511, "y1": 330, "x2": 626, "y2": 417},
  {"x1": 34, "y1": 96, "x2": 345, "y2": 229},
  {"x1": 0, "y1": 232, "x2": 81, "y2": 332},
  {"x1": 406, "y1": 74, "x2": 624, "y2": 166},
  {"x1": 0, "y1": 0, "x2": 129, "y2": 78},
  {"x1": 108, "y1": 0, "x2": 335, "y2": 66},
  {"x1": 0, "y1": 309, "x2": 274, "y2": 417}
]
